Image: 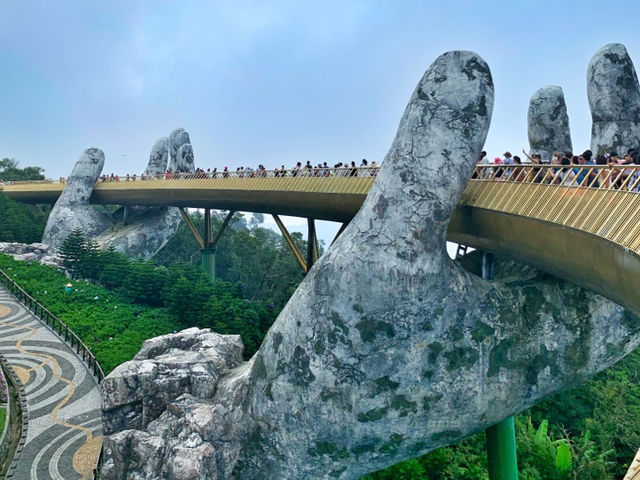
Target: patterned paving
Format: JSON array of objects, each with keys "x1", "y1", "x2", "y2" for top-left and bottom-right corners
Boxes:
[{"x1": 0, "y1": 285, "x2": 102, "y2": 479}]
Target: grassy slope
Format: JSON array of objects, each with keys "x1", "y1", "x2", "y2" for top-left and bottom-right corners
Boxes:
[{"x1": 0, "y1": 254, "x2": 180, "y2": 373}]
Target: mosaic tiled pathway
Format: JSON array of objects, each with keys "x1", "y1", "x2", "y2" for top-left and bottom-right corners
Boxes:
[{"x1": 0, "y1": 285, "x2": 102, "y2": 479}]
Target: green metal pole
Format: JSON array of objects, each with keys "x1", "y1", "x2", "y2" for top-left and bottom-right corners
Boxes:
[
  {"x1": 201, "y1": 248, "x2": 216, "y2": 281},
  {"x1": 200, "y1": 209, "x2": 216, "y2": 281},
  {"x1": 482, "y1": 251, "x2": 518, "y2": 480},
  {"x1": 486, "y1": 417, "x2": 518, "y2": 480}
]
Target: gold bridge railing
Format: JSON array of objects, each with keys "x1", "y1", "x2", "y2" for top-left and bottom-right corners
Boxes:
[
  {"x1": 465, "y1": 164, "x2": 640, "y2": 255},
  {"x1": 0, "y1": 167, "x2": 380, "y2": 197},
  {"x1": 5, "y1": 162, "x2": 640, "y2": 256},
  {"x1": 1, "y1": 166, "x2": 378, "y2": 184}
]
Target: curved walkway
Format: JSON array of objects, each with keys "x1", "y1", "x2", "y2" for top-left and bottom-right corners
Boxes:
[{"x1": 0, "y1": 285, "x2": 102, "y2": 479}]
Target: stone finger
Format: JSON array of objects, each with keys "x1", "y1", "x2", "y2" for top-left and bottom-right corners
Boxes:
[
  {"x1": 168, "y1": 128, "x2": 194, "y2": 173},
  {"x1": 144, "y1": 137, "x2": 169, "y2": 176},
  {"x1": 588, "y1": 43, "x2": 640, "y2": 156},
  {"x1": 42, "y1": 148, "x2": 112, "y2": 248},
  {"x1": 527, "y1": 86, "x2": 572, "y2": 162}
]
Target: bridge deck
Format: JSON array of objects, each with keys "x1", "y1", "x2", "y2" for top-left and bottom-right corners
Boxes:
[{"x1": 4, "y1": 164, "x2": 640, "y2": 314}]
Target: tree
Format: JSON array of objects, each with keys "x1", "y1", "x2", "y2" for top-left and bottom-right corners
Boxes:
[
  {"x1": 79, "y1": 238, "x2": 102, "y2": 281},
  {"x1": 98, "y1": 246, "x2": 130, "y2": 290},
  {"x1": 124, "y1": 260, "x2": 167, "y2": 306},
  {"x1": 59, "y1": 228, "x2": 88, "y2": 279},
  {"x1": 0, "y1": 191, "x2": 47, "y2": 243},
  {"x1": 0, "y1": 158, "x2": 45, "y2": 181}
]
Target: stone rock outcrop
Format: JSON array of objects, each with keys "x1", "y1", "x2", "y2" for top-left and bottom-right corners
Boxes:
[
  {"x1": 94, "y1": 206, "x2": 182, "y2": 259},
  {"x1": 588, "y1": 43, "x2": 640, "y2": 156},
  {"x1": 527, "y1": 86, "x2": 572, "y2": 161},
  {"x1": 101, "y1": 328, "x2": 243, "y2": 435},
  {"x1": 101, "y1": 328, "x2": 245, "y2": 480},
  {"x1": 102, "y1": 50, "x2": 640, "y2": 480},
  {"x1": 0, "y1": 242, "x2": 62, "y2": 268},
  {"x1": 42, "y1": 148, "x2": 112, "y2": 248}
]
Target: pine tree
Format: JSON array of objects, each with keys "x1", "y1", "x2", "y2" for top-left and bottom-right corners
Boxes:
[
  {"x1": 98, "y1": 245, "x2": 129, "y2": 290},
  {"x1": 80, "y1": 238, "x2": 101, "y2": 281},
  {"x1": 59, "y1": 228, "x2": 87, "y2": 279}
]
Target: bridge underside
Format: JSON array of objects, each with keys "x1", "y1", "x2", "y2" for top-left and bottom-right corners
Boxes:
[{"x1": 448, "y1": 207, "x2": 640, "y2": 316}]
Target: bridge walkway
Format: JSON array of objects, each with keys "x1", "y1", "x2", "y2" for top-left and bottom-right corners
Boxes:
[
  {"x1": 5, "y1": 164, "x2": 640, "y2": 313},
  {"x1": 0, "y1": 284, "x2": 102, "y2": 479}
]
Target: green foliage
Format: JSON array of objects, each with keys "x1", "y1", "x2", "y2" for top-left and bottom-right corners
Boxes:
[
  {"x1": 0, "y1": 191, "x2": 47, "y2": 243},
  {"x1": 0, "y1": 253, "x2": 178, "y2": 373},
  {"x1": 155, "y1": 211, "x2": 306, "y2": 309},
  {"x1": 0, "y1": 158, "x2": 45, "y2": 182},
  {"x1": 517, "y1": 417, "x2": 572, "y2": 480},
  {"x1": 363, "y1": 432, "x2": 488, "y2": 480},
  {"x1": 0, "y1": 407, "x2": 5, "y2": 435},
  {"x1": 59, "y1": 228, "x2": 90, "y2": 279},
  {"x1": 124, "y1": 259, "x2": 167, "y2": 306},
  {"x1": 0, "y1": 159, "x2": 48, "y2": 242},
  {"x1": 555, "y1": 442, "x2": 571, "y2": 472},
  {"x1": 98, "y1": 245, "x2": 129, "y2": 290}
]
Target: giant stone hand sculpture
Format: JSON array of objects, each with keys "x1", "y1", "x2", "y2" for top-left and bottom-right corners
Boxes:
[
  {"x1": 101, "y1": 50, "x2": 640, "y2": 480},
  {"x1": 43, "y1": 129, "x2": 195, "y2": 258},
  {"x1": 42, "y1": 148, "x2": 113, "y2": 246}
]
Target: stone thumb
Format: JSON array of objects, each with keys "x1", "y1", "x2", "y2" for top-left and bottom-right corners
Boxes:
[
  {"x1": 42, "y1": 148, "x2": 111, "y2": 248},
  {"x1": 351, "y1": 51, "x2": 494, "y2": 255}
]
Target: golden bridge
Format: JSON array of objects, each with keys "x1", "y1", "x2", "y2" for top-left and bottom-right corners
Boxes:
[{"x1": 4, "y1": 164, "x2": 640, "y2": 316}]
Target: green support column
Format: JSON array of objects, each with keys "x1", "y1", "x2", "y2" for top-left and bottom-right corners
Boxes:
[
  {"x1": 198, "y1": 209, "x2": 235, "y2": 281},
  {"x1": 483, "y1": 251, "x2": 518, "y2": 480},
  {"x1": 201, "y1": 248, "x2": 216, "y2": 281},
  {"x1": 486, "y1": 417, "x2": 518, "y2": 480},
  {"x1": 201, "y1": 209, "x2": 216, "y2": 281}
]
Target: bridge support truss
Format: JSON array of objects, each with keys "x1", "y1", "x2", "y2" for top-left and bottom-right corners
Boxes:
[
  {"x1": 179, "y1": 208, "x2": 235, "y2": 281},
  {"x1": 482, "y1": 251, "x2": 518, "y2": 480},
  {"x1": 272, "y1": 215, "x2": 320, "y2": 274}
]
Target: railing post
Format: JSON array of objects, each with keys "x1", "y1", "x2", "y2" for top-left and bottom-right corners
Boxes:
[{"x1": 482, "y1": 252, "x2": 518, "y2": 480}]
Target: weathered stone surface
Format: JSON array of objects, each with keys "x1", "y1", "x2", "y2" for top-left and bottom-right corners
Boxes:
[
  {"x1": 41, "y1": 130, "x2": 192, "y2": 259},
  {"x1": 145, "y1": 137, "x2": 169, "y2": 176},
  {"x1": 95, "y1": 135, "x2": 181, "y2": 258},
  {"x1": 94, "y1": 206, "x2": 182, "y2": 258},
  {"x1": 101, "y1": 329, "x2": 243, "y2": 435},
  {"x1": 0, "y1": 242, "x2": 62, "y2": 267},
  {"x1": 176, "y1": 143, "x2": 195, "y2": 172},
  {"x1": 169, "y1": 128, "x2": 193, "y2": 173},
  {"x1": 42, "y1": 148, "x2": 113, "y2": 249},
  {"x1": 101, "y1": 49, "x2": 640, "y2": 480},
  {"x1": 527, "y1": 86, "x2": 572, "y2": 161},
  {"x1": 588, "y1": 43, "x2": 640, "y2": 155}
]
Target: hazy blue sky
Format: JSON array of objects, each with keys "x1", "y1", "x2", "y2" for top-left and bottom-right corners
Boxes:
[{"x1": 1, "y1": 0, "x2": 640, "y2": 180}]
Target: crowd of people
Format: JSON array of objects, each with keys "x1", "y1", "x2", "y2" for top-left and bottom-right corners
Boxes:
[
  {"x1": 91, "y1": 159, "x2": 379, "y2": 183},
  {"x1": 17, "y1": 151, "x2": 640, "y2": 191},
  {"x1": 476, "y1": 148, "x2": 640, "y2": 190}
]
